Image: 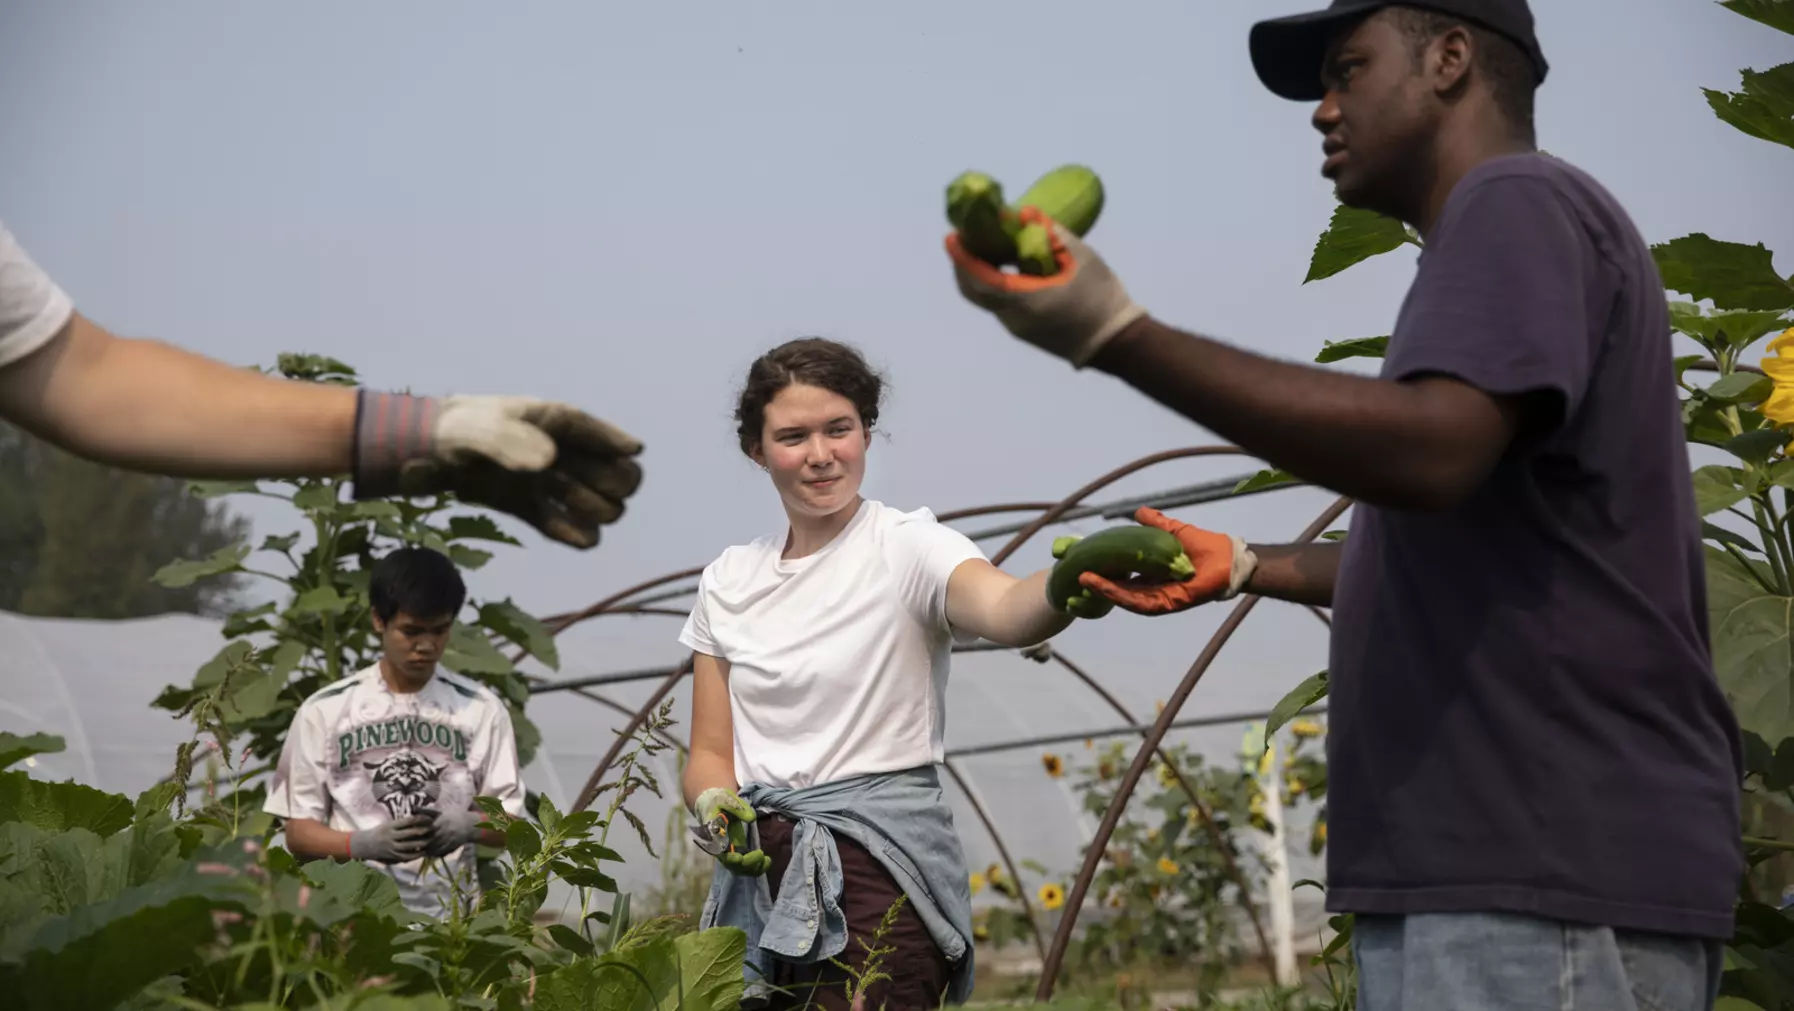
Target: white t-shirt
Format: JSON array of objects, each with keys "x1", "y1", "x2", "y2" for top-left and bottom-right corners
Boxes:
[
  {"x1": 678, "y1": 498, "x2": 988, "y2": 791},
  {"x1": 0, "y1": 220, "x2": 75, "y2": 370},
  {"x1": 264, "y1": 663, "x2": 526, "y2": 917}
]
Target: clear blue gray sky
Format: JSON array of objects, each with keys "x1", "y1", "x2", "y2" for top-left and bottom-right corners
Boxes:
[{"x1": 2, "y1": 0, "x2": 1791, "y2": 884}]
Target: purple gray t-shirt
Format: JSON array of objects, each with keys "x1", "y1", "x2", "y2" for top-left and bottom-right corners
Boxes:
[{"x1": 1326, "y1": 153, "x2": 1745, "y2": 939}]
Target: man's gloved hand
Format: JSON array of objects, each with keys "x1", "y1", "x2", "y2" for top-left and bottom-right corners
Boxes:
[
  {"x1": 348, "y1": 814, "x2": 434, "y2": 864},
  {"x1": 689, "y1": 787, "x2": 769, "y2": 877},
  {"x1": 351, "y1": 391, "x2": 644, "y2": 550},
  {"x1": 1077, "y1": 507, "x2": 1259, "y2": 615},
  {"x1": 420, "y1": 806, "x2": 488, "y2": 858},
  {"x1": 944, "y1": 207, "x2": 1149, "y2": 369}
]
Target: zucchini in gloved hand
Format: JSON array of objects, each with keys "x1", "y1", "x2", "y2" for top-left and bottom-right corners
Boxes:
[
  {"x1": 1047, "y1": 525, "x2": 1196, "y2": 618},
  {"x1": 945, "y1": 164, "x2": 1105, "y2": 277}
]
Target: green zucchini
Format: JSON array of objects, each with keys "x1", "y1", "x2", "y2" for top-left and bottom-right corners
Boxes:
[
  {"x1": 945, "y1": 164, "x2": 1105, "y2": 276},
  {"x1": 1046, "y1": 525, "x2": 1196, "y2": 618}
]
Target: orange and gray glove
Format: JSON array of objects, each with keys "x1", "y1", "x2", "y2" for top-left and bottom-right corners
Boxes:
[
  {"x1": 1077, "y1": 508, "x2": 1258, "y2": 615},
  {"x1": 351, "y1": 391, "x2": 643, "y2": 549},
  {"x1": 944, "y1": 207, "x2": 1148, "y2": 369}
]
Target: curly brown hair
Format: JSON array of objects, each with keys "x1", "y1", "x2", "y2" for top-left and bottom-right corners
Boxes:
[{"x1": 734, "y1": 337, "x2": 887, "y2": 457}]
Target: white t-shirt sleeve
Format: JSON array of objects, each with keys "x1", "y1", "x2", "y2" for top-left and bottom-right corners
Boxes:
[
  {"x1": 889, "y1": 510, "x2": 989, "y2": 642},
  {"x1": 0, "y1": 221, "x2": 75, "y2": 370},
  {"x1": 678, "y1": 565, "x2": 723, "y2": 657},
  {"x1": 264, "y1": 704, "x2": 332, "y2": 823},
  {"x1": 477, "y1": 703, "x2": 527, "y2": 819}
]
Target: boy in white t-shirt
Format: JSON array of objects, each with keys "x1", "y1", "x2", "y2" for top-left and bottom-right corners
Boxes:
[{"x1": 265, "y1": 546, "x2": 525, "y2": 918}]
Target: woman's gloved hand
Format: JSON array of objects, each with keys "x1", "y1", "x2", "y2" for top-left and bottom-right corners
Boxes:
[{"x1": 689, "y1": 787, "x2": 771, "y2": 877}]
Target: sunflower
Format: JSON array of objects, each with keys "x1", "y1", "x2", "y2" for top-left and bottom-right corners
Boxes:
[
  {"x1": 1762, "y1": 328, "x2": 1794, "y2": 429},
  {"x1": 1155, "y1": 762, "x2": 1179, "y2": 787},
  {"x1": 1157, "y1": 856, "x2": 1179, "y2": 876},
  {"x1": 969, "y1": 871, "x2": 986, "y2": 895},
  {"x1": 1289, "y1": 718, "x2": 1323, "y2": 739},
  {"x1": 1038, "y1": 883, "x2": 1066, "y2": 911},
  {"x1": 1041, "y1": 753, "x2": 1064, "y2": 778}
]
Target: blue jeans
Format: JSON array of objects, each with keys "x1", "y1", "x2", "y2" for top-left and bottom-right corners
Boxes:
[{"x1": 1352, "y1": 912, "x2": 1724, "y2": 1011}]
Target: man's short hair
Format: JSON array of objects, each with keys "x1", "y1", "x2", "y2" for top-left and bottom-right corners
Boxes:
[
  {"x1": 369, "y1": 546, "x2": 466, "y2": 623},
  {"x1": 1391, "y1": 6, "x2": 1537, "y2": 139}
]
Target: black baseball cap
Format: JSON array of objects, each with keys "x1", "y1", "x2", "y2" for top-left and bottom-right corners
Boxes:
[{"x1": 1249, "y1": 0, "x2": 1548, "y2": 102}]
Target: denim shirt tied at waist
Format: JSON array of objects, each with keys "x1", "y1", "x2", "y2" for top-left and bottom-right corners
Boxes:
[{"x1": 697, "y1": 765, "x2": 976, "y2": 1007}]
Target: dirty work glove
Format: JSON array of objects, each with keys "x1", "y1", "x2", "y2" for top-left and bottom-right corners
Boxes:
[
  {"x1": 348, "y1": 814, "x2": 434, "y2": 864},
  {"x1": 351, "y1": 391, "x2": 644, "y2": 550},
  {"x1": 944, "y1": 206, "x2": 1148, "y2": 369},
  {"x1": 1077, "y1": 507, "x2": 1258, "y2": 615},
  {"x1": 689, "y1": 787, "x2": 770, "y2": 877},
  {"x1": 419, "y1": 806, "x2": 488, "y2": 858}
]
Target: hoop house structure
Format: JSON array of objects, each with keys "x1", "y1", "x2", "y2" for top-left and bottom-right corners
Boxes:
[{"x1": 0, "y1": 444, "x2": 1346, "y2": 999}]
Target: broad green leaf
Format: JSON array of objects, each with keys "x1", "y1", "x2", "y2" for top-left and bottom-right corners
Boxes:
[
  {"x1": 1714, "y1": 998, "x2": 1768, "y2": 1011},
  {"x1": 1723, "y1": 0, "x2": 1794, "y2": 36},
  {"x1": 0, "y1": 735, "x2": 65, "y2": 771},
  {"x1": 1704, "y1": 62, "x2": 1794, "y2": 152},
  {"x1": 548, "y1": 923, "x2": 595, "y2": 955},
  {"x1": 506, "y1": 820, "x2": 542, "y2": 862},
  {"x1": 1314, "y1": 335, "x2": 1389, "y2": 363},
  {"x1": 449, "y1": 514, "x2": 523, "y2": 546},
  {"x1": 1694, "y1": 465, "x2": 1752, "y2": 515},
  {"x1": 291, "y1": 584, "x2": 351, "y2": 616},
  {"x1": 1725, "y1": 428, "x2": 1790, "y2": 465},
  {"x1": 1705, "y1": 520, "x2": 1764, "y2": 554},
  {"x1": 1320, "y1": 529, "x2": 1348, "y2": 542},
  {"x1": 192, "y1": 639, "x2": 256, "y2": 691},
  {"x1": 1653, "y1": 234, "x2": 1794, "y2": 312},
  {"x1": 1305, "y1": 206, "x2": 1415, "y2": 283},
  {"x1": 444, "y1": 624, "x2": 515, "y2": 676},
  {"x1": 187, "y1": 479, "x2": 259, "y2": 499},
  {"x1": 0, "y1": 855, "x2": 260, "y2": 1011},
  {"x1": 259, "y1": 532, "x2": 301, "y2": 554},
  {"x1": 149, "y1": 543, "x2": 249, "y2": 589},
  {"x1": 672, "y1": 926, "x2": 748, "y2": 1011},
  {"x1": 0, "y1": 823, "x2": 108, "y2": 925},
  {"x1": 1265, "y1": 671, "x2": 1330, "y2": 745},
  {"x1": 298, "y1": 858, "x2": 411, "y2": 924},
  {"x1": 1709, "y1": 550, "x2": 1794, "y2": 743},
  {"x1": 479, "y1": 599, "x2": 561, "y2": 670},
  {"x1": 221, "y1": 601, "x2": 277, "y2": 638},
  {"x1": 450, "y1": 545, "x2": 494, "y2": 570},
  {"x1": 352, "y1": 501, "x2": 401, "y2": 520},
  {"x1": 1668, "y1": 301, "x2": 1791, "y2": 353},
  {"x1": 1233, "y1": 469, "x2": 1299, "y2": 495},
  {"x1": 0, "y1": 772, "x2": 134, "y2": 838},
  {"x1": 534, "y1": 928, "x2": 746, "y2": 1011},
  {"x1": 292, "y1": 484, "x2": 340, "y2": 512},
  {"x1": 1709, "y1": 372, "x2": 1775, "y2": 404}
]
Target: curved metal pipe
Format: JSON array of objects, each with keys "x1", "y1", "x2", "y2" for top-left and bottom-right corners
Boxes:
[
  {"x1": 569, "y1": 657, "x2": 693, "y2": 814},
  {"x1": 1033, "y1": 495, "x2": 1353, "y2": 1003},
  {"x1": 941, "y1": 758, "x2": 1050, "y2": 967},
  {"x1": 1038, "y1": 646, "x2": 1274, "y2": 974}
]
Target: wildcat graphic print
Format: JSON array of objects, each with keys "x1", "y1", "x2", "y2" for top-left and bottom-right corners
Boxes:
[
  {"x1": 263, "y1": 664, "x2": 526, "y2": 917},
  {"x1": 366, "y1": 750, "x2": 445, "y2": 819}
]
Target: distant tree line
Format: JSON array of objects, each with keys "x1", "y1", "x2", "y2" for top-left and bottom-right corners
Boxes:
[{"x1": 0, "y1": 422, "x2": 248, "y2": 619}]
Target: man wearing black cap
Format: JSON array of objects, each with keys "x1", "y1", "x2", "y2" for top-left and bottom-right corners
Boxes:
[{"x1": 945, "y1": 2, "x2": 1742, "y2": 1007}]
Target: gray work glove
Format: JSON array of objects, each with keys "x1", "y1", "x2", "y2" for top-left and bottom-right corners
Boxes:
[
  {"x1": 348, "y1": 814, "x2": 433, "y2": 863},
  {"x1": 420, "y1": 807, "x2": 488, "y2": 857},
  {"x1": 351, "y1": 391, "x2": 645, "y2": 550}
]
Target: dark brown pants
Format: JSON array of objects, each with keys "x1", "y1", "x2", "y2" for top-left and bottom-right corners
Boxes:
[{"x1": 755, "y1": 813, "x2": 954, "y2": 1011}]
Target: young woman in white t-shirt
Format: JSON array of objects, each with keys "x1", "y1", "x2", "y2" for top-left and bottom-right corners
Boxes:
[{"x1": 678, "y1": 337, "x2": 1074, "y2": 1010}]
